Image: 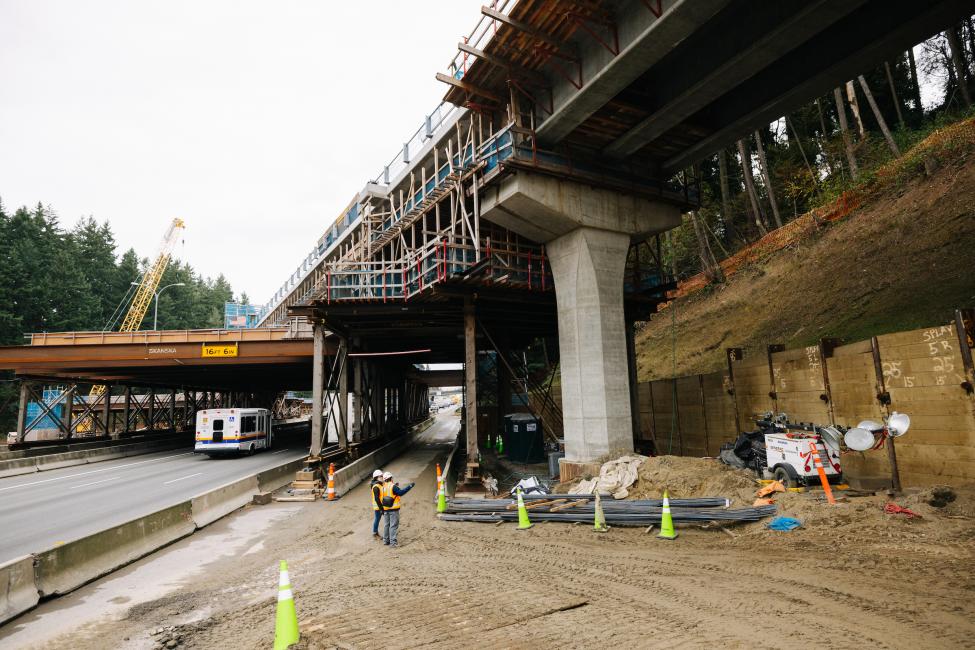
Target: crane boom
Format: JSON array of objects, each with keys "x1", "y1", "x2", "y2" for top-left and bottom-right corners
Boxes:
[
  {"x1": 83, "y1": 218, "x2": 186, "y2": 423},
  {"x1": 119, "y1": 218, "x2": 186, "y2": 332}
]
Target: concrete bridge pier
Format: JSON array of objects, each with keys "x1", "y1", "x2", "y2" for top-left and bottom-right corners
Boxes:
[{"x1": 480, "y1": 172, "x2": 681, "y2": 478}]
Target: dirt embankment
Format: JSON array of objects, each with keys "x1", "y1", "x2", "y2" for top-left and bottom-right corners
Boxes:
[{"x1": 637, "y1": 121, "x2": 975, "y2": 380}]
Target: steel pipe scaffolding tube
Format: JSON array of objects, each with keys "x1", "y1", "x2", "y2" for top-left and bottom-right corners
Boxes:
[
  {"x1": 438, "y1": 505, "x2": 777, "y2": 526},
  {"x1": 439, "y1": 496, "x2": 776, "y2": 525}
]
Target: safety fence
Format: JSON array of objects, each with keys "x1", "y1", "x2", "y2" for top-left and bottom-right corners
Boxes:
[{"x1": 635, "y1": 310, "x2": 975, "y2": 488}]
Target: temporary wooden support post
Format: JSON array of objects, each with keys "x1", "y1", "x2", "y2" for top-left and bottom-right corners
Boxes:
[
  {"x1": 464, "y1": 297, "x2": 479, "y2": 479},
  {"x1": 311, "y1": 321, "x2": 326, "y2": 457},
  {"x1": 338, "y1": 336, "x2": 349, "y2": 451},
  {"x1": 625, "y1": 319, "x2": 641, "y2": 449},
  {"x1": 352, "y1": 357, "x2": 363, "y2": 442},
  {"x1": 103, "y1": 385, "x2": 113, "y2": 436},
  {"x1": 726, "y1": 348, "x2": 743, "y2": 435},
  {"x1": 124, "y1": 386, "x2": 132, "y2": 433},
  {"x1": 870, "y1": 335, "x2": 901, "y2": 493}
]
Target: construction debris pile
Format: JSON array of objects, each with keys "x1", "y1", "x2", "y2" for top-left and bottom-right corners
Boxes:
[{"x1": 439, "y1": 492, "x2": 776, "y2": 526}]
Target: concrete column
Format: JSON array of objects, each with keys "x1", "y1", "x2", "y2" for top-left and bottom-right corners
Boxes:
[
  {"x1": 464, "y1": 298, "x2": 479, "y2": 478},
  {"x1": 63, "y1": 386, "x2": 75, "y2": 439},
  {"x1": 16, "y1": 382, "x2": 29, "y2": 443},
  {"x1": 311, "y1": 321, "x2": 326, "y2": 456},
  {"x1": 547, "y1": 226, "x2": 633, "y2": 463}
]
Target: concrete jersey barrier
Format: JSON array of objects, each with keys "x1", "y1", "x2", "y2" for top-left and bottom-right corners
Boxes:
[
  {"x1": 0, "y1": 555, "x2": 39, "y2": 624},
  {"x1": 2, "y1": 434, "x2": 423, "y2": 624},
  {"x1": 33, "y1": 501, "x2": 196, "y2": 598},
  {"x1": 0, "y1": 438, "x2": 190, "y2": 479},
  {"x1": 190, "y1": 476, "x2": 259, "y2": 528}
]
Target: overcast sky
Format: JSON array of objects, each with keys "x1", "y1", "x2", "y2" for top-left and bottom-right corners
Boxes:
[{"x1": 0, "y1": 0, "x2": 483, "y2": 303}]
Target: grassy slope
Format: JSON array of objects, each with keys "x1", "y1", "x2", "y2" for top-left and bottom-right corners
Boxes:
[{"x1": 636, "y1": 120, "x2": 975, "y2": 380}]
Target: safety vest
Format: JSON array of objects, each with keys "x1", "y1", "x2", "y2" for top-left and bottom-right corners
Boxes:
[
  {"x1": 382, "y1": 482, "x2": 401, "y2": 510},
  {"x1": 370, "y1": 481, "x2": 383, "y2": 511}
]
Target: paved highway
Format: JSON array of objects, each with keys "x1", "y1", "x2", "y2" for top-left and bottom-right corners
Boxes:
[{"x1": 0, "y1": 437, "x2": 308, "y2": 563}]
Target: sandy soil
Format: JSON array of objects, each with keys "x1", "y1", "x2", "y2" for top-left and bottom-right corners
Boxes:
[{"x1": 12, "y1": 427, "x2": 973, "y2": 650}]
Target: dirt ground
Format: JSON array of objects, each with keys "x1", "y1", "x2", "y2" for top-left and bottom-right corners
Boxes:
[
  {"x1": 636, "y1": 146, "x2": 975, "y2": 380},
  {"x1": 9, "y1": 424, "x2": 974, "y2": 650}
]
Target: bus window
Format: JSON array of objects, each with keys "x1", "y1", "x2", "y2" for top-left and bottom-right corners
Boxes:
[
  {"x1": 212, "y1": 418, "x2": 224, "y2": 442},
  {"x1": 241, "y1": 416, "x2": 256, "y2": 434}
]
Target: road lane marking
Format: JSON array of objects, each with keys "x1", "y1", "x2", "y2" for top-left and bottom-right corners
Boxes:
[
  {"x1": 163, "y1": 472, "x2": 202, "y2": 485},
  {"x1": 73, "y1": 476, "x2": 120, "y2": 489},
  {"x1": 0, "y1": 452, "x2": 195, "y2": 493}
]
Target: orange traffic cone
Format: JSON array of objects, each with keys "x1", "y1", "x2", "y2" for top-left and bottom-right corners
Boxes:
[{"x1": 326, "y1": 463, "x2": 336, "y2": 501}]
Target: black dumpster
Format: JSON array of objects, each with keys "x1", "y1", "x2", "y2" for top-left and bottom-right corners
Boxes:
[{"x1": 503, "y1": 413, "x2": 545, "y2": 463}]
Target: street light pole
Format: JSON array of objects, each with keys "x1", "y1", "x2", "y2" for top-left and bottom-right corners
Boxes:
[{"x1": 131, "y1": 282, "x2": 185, "y2": 330}]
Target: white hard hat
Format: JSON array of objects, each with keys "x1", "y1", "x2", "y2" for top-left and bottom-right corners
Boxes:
[
  {"x1": 372, "y1": 469, "x2": 383, "y2": 478},
  {"x1": 382, "y1": 471, "x2": 393, "y2": 480}
]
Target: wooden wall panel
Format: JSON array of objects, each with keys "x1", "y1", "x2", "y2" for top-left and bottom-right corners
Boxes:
[
  {"x1": 730, "y1": 354, "x2": 773, "y2": 430},
  {"x1": 877, "y1": 324, "x2": 975, "y2": 486},
  {"x1": 771, "y1": 346, "x2": 830, "y2": 426},
  {"x1": 701, "y1": 370, "x2": 736, "y2": 455}
]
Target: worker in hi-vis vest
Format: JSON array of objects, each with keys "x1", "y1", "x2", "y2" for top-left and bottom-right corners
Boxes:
[
  {"x1": 370, "y1": 469, "x2": 385, "y2": 540},
  {"x1": 380, "y1": 471, "x2": 414, "y2": 547}
]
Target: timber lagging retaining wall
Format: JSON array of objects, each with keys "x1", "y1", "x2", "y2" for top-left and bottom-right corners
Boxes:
[{"x1": 637, "y1": 311, "x2": 975, "y2": 489}]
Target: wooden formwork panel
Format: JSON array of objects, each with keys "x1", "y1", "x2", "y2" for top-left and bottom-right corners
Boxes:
[
  {"x1": 825, "y1": 342, "x2": 891, "y2": 483},
  {"x1": 650, "y1": 379, "x2": 681, "y2": 455},
  {"x1": 731, "y1": 356, "x2": 773, "y2": 429},
  {"x1": 636, "y1": 382, "x2": 653, "y2": 442},
  {"x1": 771, "y1": 346, "x2": 830, "y2": 426},
  {"x1": 675, "y1": 375, "x2": 706, "y2": 456},
  {"x1": 701, "y1": 370, "x2": 736, "y2": 455},
  {"x1": 877, "y1": 325, "x2": 975, "y2": 486}
]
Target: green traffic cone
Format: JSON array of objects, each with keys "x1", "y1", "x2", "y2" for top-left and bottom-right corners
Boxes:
[
  {"x1": 593, "y1": 492, "x2": 608, "y2": 533},
  {"x1": 515, "y1": 488, "x2": 533, "y2": 530},
  {"x1": 657, "y1": 490, "x2": 678, "y2": 540},
  {"x1": 436, "y1": 463, "x2": 447, "y2": 513},
  {"x1": 274, "y1": 560, "x2": 299, "y2": 649}
]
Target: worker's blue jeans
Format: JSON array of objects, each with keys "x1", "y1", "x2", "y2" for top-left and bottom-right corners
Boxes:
[{"x1": 372, "y1": 509, "x2": 382, "y2": 535}]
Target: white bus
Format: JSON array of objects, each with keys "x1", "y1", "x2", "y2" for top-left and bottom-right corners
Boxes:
[{"x1": 194, "y1": 408, "x2": 273, "y2": 456}]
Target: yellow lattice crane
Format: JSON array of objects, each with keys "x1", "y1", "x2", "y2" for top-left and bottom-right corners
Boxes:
[{"x1": 80, "y1": 218, "x2": 186, "y2": 432}]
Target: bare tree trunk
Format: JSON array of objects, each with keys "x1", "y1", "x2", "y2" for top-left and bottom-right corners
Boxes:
[
  {"x1": 664, "y1": 231, "x2": 677, "y2": 280},
  {"x1": 884, "y1": 61, "x2": 906, "y2": 129},
  {"x1": 907, "y1": 47, "x2": 924, "y2": 113},
  {"x1": 833, "y1": 87, "x2": 860, "y2": 180},
  {"x1": 785, "y1": 116, "x2": 819, "y2": 187},
  {"x1": 753, "y1": 130, "x2": 783, "y2": 228},
  {"x1": 736, "y1": 139, "x2": 768, "y2": 236},
  {"x1": 845, "y1": 80, "x2": 866, "y2": 137},
  {"x1": 688, "y1": 211, "x2": 723, "y2": 284},
  {"x1": 967, "y1": 17, "x2": 975, "y2": 67},
  {"x1": 717, "y1": 149, "x2": 733, "y2": 220},
  {"x1": 947, "y1": 26, "x2": 972, "y2": 107},
  {"x1": 858, "y1": 75, "x2": 901, "y2": 157},
  {"x1": 815, "y1": 97, "x2": 839, "y2": 175}
]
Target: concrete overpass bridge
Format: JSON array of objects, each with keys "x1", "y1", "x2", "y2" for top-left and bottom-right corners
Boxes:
[{"x1": 248, "y1": 0, "x2": 973, "y2": 480}]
